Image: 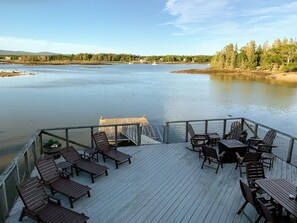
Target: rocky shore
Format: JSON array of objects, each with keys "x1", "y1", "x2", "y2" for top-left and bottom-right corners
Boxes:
[{"x1": 172, "y1": 68, "x2": 297, "y2": 83}]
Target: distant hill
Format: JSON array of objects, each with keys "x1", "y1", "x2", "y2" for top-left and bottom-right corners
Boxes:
[{"x1": 0, "y1": 50, "x2": 58, "y2": 56}]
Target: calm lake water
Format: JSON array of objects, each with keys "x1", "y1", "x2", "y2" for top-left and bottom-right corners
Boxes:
[{"x1": 1, "y1": 63, "x2": 297, "y2": 171}]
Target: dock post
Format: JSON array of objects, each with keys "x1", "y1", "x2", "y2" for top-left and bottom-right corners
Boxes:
[{"x1": 223, "y1": 119, "x2": 227, "y2": 137}]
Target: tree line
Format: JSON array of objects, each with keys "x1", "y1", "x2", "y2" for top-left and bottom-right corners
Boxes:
[
  {"x1": 1, "y1": 53, "x2": 212, "y2": 64},
  {"x1": 211, "y1": 38, "x2": 297, "y2": 72}
]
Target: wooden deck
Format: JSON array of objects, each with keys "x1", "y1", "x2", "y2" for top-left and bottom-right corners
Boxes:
[{"x1": 6, "y1": 142, "x2": 297, "y2": 223}]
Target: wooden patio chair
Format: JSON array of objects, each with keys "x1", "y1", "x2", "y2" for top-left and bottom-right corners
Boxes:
[
  {"x1": 201, "y1": 145, "x2": 225, "y2": 174},
  {"x1": 187, "y1": 123, "x2": 209, "y2": 159},
  {"x1": 60, "y1": 146, "x2": 109, "y2": 183},
  {"x1": 256, "y1": 198, "x2": 291, "y2": 223},
  {"x1": 92, "y1": 132, "x2": 132, "y2": 169},
  {"x1": 237, "y1": 180, "x2": 276, "y2": 223},
  {"x1": 16, "y1": 176, "x2": 88, "y2": 223},
  {"x1": 246, "y1": 161, "x2": 266, "y2": 191},
  {"x1": 224, "y1": 121, "x2": 244, "y2": 141},
  {"x1": 35, "y1": 158, "x2": 91, "y2": 208},
  {"x1": 248, "y1": 129, "x2": 276, "y2": 170},
  {"x1": 235, "y1": 152, "x2": 262, "y2": 177}
]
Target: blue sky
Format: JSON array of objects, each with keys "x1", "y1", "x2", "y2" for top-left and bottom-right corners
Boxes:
[{"x1": 0, "y1": 0, "x2": 297, "y2": 55}]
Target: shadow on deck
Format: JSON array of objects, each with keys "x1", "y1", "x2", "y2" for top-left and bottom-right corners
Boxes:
[{"x1": 6, "y1": 142, "x2": 297, "y2": 223}]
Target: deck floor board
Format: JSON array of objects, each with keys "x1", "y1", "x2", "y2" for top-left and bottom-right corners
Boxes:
[{"x1": 5, "y1": 142, "x2": 297, "y2": 223}]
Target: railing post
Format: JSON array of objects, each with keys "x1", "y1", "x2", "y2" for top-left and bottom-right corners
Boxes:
[
  {"x1": 185, "y1": 121, "x2": 189, "y2": 142},
  {"x1": 162, "y1": 125, "x2": 165, "y2": 143},
  {"x1": 287, "y1": 138, "x2": 295, "y2": 163},
  {"x1": 65, "y1": 129, "x2": 69, "y2": 147},
  {"x1": 166, "y1": 123, "x2": 169, "y2": 144},
  {"x1": 91, "y1": 127, "x2": 94, "y2": 147},
  {"x1": 241, "y1": 118, "x2": 244, "y2": 131},
  {"x1": 16, "y1": 161, "x2": 21, "y2": 184},
  {"x1": 114, "y1": 126, "x2": 118, "y2": 147},
  {"x1": 32, "y1": 140, "x2": 37, "y2": 162},
  {"x1": 205, "y1": 120, "x2": 208, "y2": 134},
  {"x1": 223, "y1": 119, "x2": 227, "y2": 137},
  {"x1": 24, "y1": 151, "x2": 30, "y2": 178},
  {"x1": 40, "y1": 133, "x2": 44, "y2": 155},
  {"x1": 254, "y1": 124, "x2": 258, "y2": 138},
  {"x1": 2, "y1": 181, "x2": 9, "y2": 221}
]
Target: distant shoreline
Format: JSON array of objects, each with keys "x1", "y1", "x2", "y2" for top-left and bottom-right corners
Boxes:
[
  {"x1": 172, "y1": 68, "x2": 297, "y2": 83},
  {"x1": 3, "y1": 60, "x2": 111, "y2": 66}
]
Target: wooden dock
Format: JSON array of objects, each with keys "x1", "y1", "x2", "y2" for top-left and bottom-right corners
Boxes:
[{"x1": 6, "y1": 142, "x2": 297, "y2": 223}]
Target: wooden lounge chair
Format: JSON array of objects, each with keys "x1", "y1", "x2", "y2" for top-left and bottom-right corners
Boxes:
[
  {"x1": 92, "y1": 132, "x2": 132, "y2": 169},
  {"x1": 60, "y1": 146, "x2": 109, "y2": 183},
  {"x1": 16, "y1": 176, "x2": 88, "y2": 223},
  {"x1": 237, "y1": 180, "x2": 275, "y2": 223},
  {"x1": 257, "y1": 198, "x2": 291, "y2": 223},
  {"x1": 248, "y1": 129, "x2": 276, "y2": 169},
  {"x1": 35, "y1": 158, "x2": 91, "y2": 208},
  {"x1": 186, "y1": 123, "x2": 209, "y2": 159},
  {"x1": 224, "y1": 121, "x2": 243, "y2": 140},
  {"x1": 235, "y1": 152, "x2": 262, "y2": 177},
  {"x1": 201, "y1": 145, "x2": 225, "y2": 174}
]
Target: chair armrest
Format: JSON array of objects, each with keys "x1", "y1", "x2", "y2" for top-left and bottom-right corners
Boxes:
[
  {"x1": 48, "y1": 195, "x2": 61, "y2": 205},
  {"x1": 247, "y1": 138, "x2": 262, "y2": 146},
  {"x1": 258, "y1": 144, "x2": 274, "y2": 153}
]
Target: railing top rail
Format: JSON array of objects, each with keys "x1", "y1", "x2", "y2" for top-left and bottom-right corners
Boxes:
[
  {"x1": 243, "y1": 117, "x2": 297, "y2": 140},
  {"x1": 165, "y1": 117, "x2": 297, "y2": 140},
  {"x1": 165, "y1": 117, "x2": 242, "y2": 125},
  {"x1": 0, "y1": 129, "x2": 41, "y2": 184},
  {"x1": 41, "y1": 123, "x2": 142, "y2": 131}
]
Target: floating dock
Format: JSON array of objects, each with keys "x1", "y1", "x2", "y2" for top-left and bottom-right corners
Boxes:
[{"x1": 99, "y1": 115, "x2": 161, "y2": 145}]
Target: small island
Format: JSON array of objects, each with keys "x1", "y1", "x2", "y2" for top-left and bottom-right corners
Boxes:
[
  {"x1": 172, "y1": 38, "x2": 297, "y2": 83},
  {"x1": 0, "y1": 70, "x2": 35, "y2": 78}
]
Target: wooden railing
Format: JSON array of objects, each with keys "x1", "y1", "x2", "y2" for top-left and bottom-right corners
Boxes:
[
  {"x1": 1, "y1": 117, "x2": 297, "y2": 222},
  {"x1": 164, "y1": 117, "x2": 297, "y2": 165}
]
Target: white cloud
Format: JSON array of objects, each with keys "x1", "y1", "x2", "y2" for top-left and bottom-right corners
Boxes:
[
  {"x1": 165, "y1": 0, "x2": 297, "y2": 52},
  {"x1": 0, "y1": 36, "x2": 117, "y2": 54}
]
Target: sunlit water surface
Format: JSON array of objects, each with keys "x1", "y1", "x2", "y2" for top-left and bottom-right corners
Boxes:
[{"x1": 1, "y1": 63, "x2": 297, "y2": 171}]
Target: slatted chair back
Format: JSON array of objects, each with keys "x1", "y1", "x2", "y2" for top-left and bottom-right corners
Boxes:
[
  {"x1": 239, "y1": 180, "x2": 258, "y2": 209},
  {"x1": 262, "y1": 129, "x2": 276, "y2": 146},
  {"x1": 202, "y1": 146, "x2": 219, "y2": 161},
  {"x1": 229, "y1": 121, "x2": 242, "y2": 140},
  {"x1": 60, "y1": 146, "x2": 81, "y2": 163},
  {"x1": 16, "y1": 176, "x2": 48, "y2": 212},
  {"x1": 246, "y1": 161, "x2": 265, "y2": 187},
  {"x1": 93, "y1": 132, "x2": 110, "y2": 152},
  {"x1": 243, "y1": 152, "x2": 262, "y2": 162},
  {"x1": 36, "y1": 158, "x2": 60, "y2": 183}
]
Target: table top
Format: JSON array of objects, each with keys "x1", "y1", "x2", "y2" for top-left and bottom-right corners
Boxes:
[
  {"x1": 219, "y1": 139, "x2": 247, "y2": 149},
  {"x1": 256, "y1": 178, "x2": 297, "y2": 217}
]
